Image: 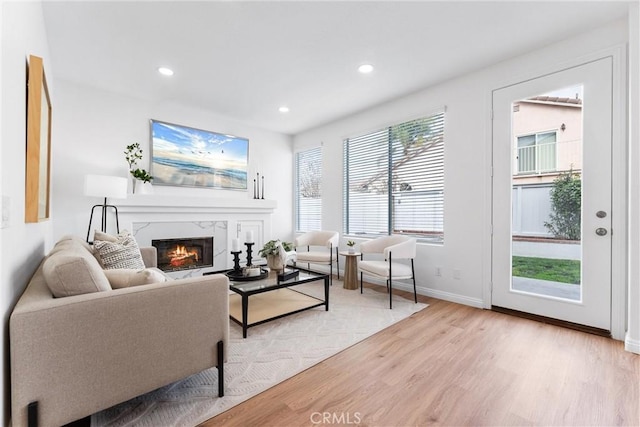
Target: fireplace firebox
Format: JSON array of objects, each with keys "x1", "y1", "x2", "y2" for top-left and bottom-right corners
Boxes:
[{"x1": 152, "y1": 237, "x2": 214, "y2": 272}]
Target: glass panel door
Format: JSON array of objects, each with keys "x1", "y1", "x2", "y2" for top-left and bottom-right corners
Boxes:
[
  {"x1": 492, "y1": 57, "x2": 612, "y2": 331},
  {"x1": 511, "y1": 85, "x2": 583, "y2": 302}
]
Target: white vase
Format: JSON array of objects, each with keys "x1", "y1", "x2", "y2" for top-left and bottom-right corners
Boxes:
[
  {"x1": 348, "y1": 247, "x2": 355, "y2": 254},
  {"x1": 129, "y1": 176, "x2": 137, "y2": 194},
  {"x1": 137, "y1": 182, "x2": 153, "y2": 194}
]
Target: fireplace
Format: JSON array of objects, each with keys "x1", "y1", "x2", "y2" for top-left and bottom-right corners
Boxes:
[{"x1": 152, "y1": 237, "x2": 214, "y2": 272}]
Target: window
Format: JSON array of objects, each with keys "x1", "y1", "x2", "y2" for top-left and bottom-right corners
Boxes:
[
  {"x1": 516, "y1": 131, "x2": 557, "y2": 174},
  {"x1": 295, "y1": 147, "x2": 322, "y2": 232},
  {"x1": 343, "y1": 111, "x2": 445, "y2": 243}
]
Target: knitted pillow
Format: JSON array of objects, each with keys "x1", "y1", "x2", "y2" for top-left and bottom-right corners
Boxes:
[{"x1": 93, "y1": 231, "x2": 145, "y2": 270}]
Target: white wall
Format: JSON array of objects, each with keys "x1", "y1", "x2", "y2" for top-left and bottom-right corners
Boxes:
[
  {"x1": 0, "y1": 0, "x2": 55, "y2": 423},
  {"x1": 294, "y1": 19, "x2": 630, "y2": 313},
  {"x1": 51, "y1": 79, "x2": 294, "y2": 244},
  {"x1": 626, "y1": 3, "x2": 640, "y2": 353}
]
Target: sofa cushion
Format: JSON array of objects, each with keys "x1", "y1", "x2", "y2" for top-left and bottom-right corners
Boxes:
[
  {"x1": 43, "y1": 245, "x2": 111, "y2": 298},
  {"x1": 104, "y1": 268, "x2": 167, "y2": 289},
  {"x1": 93, "y1": 231, "x2": 145, "y2": 270},
  {"x1": 296, "y1": 251, "x2": 337, "y2": 263}
]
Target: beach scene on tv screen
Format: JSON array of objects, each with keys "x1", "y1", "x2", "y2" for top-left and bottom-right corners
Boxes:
[{"x1": 151, "y1": 120, "x2": 248, "y2": 189}]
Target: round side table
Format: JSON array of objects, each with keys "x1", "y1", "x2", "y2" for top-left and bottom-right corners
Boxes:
[{"x1": 339, "y1": 251, "x2": 361, "y2": 290}]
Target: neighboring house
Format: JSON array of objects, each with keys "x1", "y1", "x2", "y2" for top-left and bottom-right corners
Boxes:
[{"x1": 512, "y1": 95, "x2": 583, "y2": 237}]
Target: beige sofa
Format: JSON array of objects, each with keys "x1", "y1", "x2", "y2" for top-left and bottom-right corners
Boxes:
[{"x1": 10, "y1": 236, "x2": 230, "y2": 427}]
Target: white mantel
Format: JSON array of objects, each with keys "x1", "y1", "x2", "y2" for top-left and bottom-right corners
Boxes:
[
  {"x1": 115, "y1": 195, "x2": 277, "y2": 276},
  {"x1": 116, "y1": 195, "x2": 277, "y2": 214}
]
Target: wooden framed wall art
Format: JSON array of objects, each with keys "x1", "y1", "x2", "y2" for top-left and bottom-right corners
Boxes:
[{"x1": 25, "y1": 55, "x2": 52, "y2": 222}]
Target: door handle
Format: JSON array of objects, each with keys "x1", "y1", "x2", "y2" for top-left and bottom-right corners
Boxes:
[{"x1": 595, "y1": 228, "x2": 608, "y2": 236}]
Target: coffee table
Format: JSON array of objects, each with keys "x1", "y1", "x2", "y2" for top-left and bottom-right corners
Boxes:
[{"x1": 227, "y1": 269, "x2": 329, "y2": 338}]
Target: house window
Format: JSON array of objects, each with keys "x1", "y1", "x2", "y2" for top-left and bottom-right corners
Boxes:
[
  {"x1": 516, "y1": 131, "x2": 557, "y2": 174},
  {"x1": 295, "y1": 147, "x2": 322, "y2": 232},
  {"x1": 343, "y1": 111, "x2": 445, "y2": 243}
]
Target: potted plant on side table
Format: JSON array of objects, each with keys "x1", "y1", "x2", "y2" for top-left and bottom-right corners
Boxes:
[{"x1": 347, "y1": 240, "x2": 356, "y2": 254}]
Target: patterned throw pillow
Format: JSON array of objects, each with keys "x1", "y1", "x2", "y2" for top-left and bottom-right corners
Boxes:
[{"x1": 93, "y1": 231, "x2": 146, "y2": 270}]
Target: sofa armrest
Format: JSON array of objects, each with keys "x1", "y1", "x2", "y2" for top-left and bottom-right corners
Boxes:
[
  {"x1": 139, "y1": 246, "x2": 158, "y2": 268},
  {"x1": 10, "y1": 274, "x2": 229, "y2": 427}
]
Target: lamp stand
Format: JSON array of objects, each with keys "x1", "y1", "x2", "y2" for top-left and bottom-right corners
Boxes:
[{"x1": 86, "y1": 197, "x2": 121, "y2": 243}]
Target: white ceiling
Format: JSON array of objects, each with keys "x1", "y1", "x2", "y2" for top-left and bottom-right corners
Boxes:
[{"x1": 42, "y1": 1, "x2": 630, "y2": 135}]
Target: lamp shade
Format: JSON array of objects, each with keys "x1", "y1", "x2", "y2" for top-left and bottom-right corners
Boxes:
[{"x1": 84, "y1": 174, "x2": 128, "y2": 199}]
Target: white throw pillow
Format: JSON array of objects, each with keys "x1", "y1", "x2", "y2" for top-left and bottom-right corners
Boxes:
[
  {"x1": 93, "y1": 229, "x2": 119, "y2": 243},
  {"x1": 104, "y1": 268, "x2": 167, "y2": 288},
  {"x1": 93, "y1": 230, "x2": 146, "y2": 270}
]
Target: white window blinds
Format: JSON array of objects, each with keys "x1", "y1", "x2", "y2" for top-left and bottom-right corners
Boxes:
[
  {"x1": 295, "y1": 147, "x2": 322, "y2": 232},
  {"x1": 344, "y1": 111, "x2": 445, "y2": 242}
]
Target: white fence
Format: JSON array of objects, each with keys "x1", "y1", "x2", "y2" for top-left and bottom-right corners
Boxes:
[{"x1": 512, "y1": 184, "x2": 553, "y2": 237}]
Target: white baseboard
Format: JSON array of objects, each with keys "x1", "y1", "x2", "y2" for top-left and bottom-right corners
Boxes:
[
  {"x1": 315, "y1": 265, "x2": 484, "y2": 309},
  {"x1": 351, "y1": 275, "x2": 484, "y2": 309},
  {"x1": 417, "y1": 286, "x2": 485, "y2": 308},
  {"x1": 625, "y1": 332, "x2": 640, "y2": 354}
]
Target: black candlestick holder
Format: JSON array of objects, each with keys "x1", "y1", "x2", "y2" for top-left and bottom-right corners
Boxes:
[
  {"x1": 230, "y1": 251, "x2": 242, "y2": 271},
  {"x1": 245, "y1": 242, "x2": 254, "y2": 266}
]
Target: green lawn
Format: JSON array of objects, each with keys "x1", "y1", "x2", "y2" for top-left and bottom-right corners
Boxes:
[{"x1": 512, "y1": 256, "x2": 581, "y2": 285}]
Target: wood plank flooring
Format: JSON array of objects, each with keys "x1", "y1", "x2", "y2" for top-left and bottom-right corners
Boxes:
[{"x1": 200, "y1": 284, "x2": 639, "y2": 426}]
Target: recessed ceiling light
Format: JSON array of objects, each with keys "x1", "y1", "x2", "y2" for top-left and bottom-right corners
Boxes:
[
  {"x1": 279, "y1": 106, "x2": 290, "y2": 113},
  {"x1": 358, "y1": 64, "x2": 374, "y2": 74},
  {"x1": 158, "y1": 67, "x2": 174, "y2": 76}
]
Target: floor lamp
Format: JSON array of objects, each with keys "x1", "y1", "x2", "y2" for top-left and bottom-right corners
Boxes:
[{"x1": 85, "y1": 174, "x2": 128, "y2": 242}]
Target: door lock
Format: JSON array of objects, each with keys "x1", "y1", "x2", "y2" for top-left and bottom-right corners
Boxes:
[
  {"x1": 595, "y1": 228, "x2": 608, "y2": 236},
  {"x1": 596, "y1": 211, "x2": 607, "y2": 218}
]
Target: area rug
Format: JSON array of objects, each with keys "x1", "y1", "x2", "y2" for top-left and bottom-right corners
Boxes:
[{"x1": 92, "y1": 280, "x2": 427, "y2": 427}]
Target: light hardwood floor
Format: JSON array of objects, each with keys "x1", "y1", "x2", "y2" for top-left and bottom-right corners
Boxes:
[{"x1": 201, "y1": 285, "x2": 639, "y2": 426}]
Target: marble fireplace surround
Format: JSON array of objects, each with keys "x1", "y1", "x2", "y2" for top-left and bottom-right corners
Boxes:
[{"x1": 116, "y1": 195, "x2": 277, "y2": 279}]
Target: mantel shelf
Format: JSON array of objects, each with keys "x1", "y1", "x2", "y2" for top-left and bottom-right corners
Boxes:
[{"x1": 115, "y1": 195, "x2": 277, "y2": 212}]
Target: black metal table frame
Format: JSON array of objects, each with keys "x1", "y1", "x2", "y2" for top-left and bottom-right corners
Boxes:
[{"x1": 209, "y1": 267, "x2": 329, "y2": 338}]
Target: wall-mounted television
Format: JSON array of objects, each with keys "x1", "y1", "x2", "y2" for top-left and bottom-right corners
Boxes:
[{"x1": 150, "y1": 119, "x2": 249, "y2": 190}]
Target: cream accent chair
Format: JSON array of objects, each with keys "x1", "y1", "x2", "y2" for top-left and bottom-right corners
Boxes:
[
  {"x1": 294, "y1": 231, "x2": 340, "y2": 285},
  {"x1": 358, "y1": 235, "x2": 417, "y2": 309}
]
